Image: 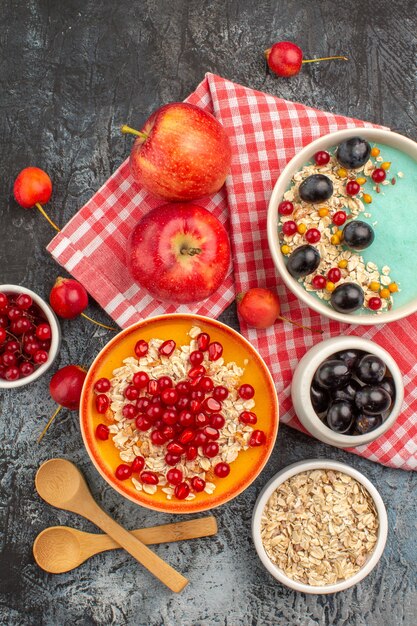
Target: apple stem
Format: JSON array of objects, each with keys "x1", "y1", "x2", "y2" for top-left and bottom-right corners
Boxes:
[
  {"x1": 37, "y1": 405, "x2": 62, "y2": 443},
  {"x1": 302, "y1": 55, "x2": 348, "y2": 65},
  {"x1": 277, "y1": 314, "x2": 323, "y2": 334},
  {"x1": 180, "y1": 247, "x2": 202, "y2": 256},
  {"x1": 121, "y1": 124, "x2": 148, "y2": 140},
  {"x1": 35, "y1": 203, "x2": 61, "y2": 232},
  {"x1": 80, "y1": 312, "x2": 118, "y2": 331}
]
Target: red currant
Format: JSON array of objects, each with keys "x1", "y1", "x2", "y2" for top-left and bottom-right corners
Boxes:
[
  {"x1": 278, "y1": 200, "x2": 294, "y2": 216},
  {"x1": 327, "y1": 268, "x2": 341, "y2": 283},
  {"x1": 368, "y1": 297, "x2": 382, "y2": 311},
  {"x1": 214, "y1": 462, "x2": 230, "y2": 478},
  {"x1": 94, "y1": 377, "x2": 111, "y2": 393},
  {"x1": 0, "y1": 293, "x2": 8, "y2": 310},
  {"x1": 16, "y1": 293, "x2": 33, "y2": 310},
  {"x1": 96, "y1": 424, "x2": 110, "y2": 440},
  {"x1": 5, "y1": 366, "x2": 20, "y2": 381},
  {"x1": 0, "y1": 328, "x2": 6, "y2": 344},
  {"x1": 19, "y1": 361, "x2": 34, "y2": 377},
  {"x1": 282, "y1": 221, "x2": 297, "y2": 236},
  {"x1": 371, "y1": 168, "x2": 386, "y2": 183},
  {"x1": 12, "y1": 317, "x2": 31, "y2": 335},
  {"x1": 115, "y1": 464, "x2": 132, "y2": 480},
  {"x1": 35, "y1": 323, "x2": 51, "y2": 340},
  {"x1": 314, "y1": 151, "x2": 330, "y2": 166},
  {"x1": 305, "y1": 228, "x2": 321, "y2": 244},
  {"x1": 346, "y1": 180, "x2": 360, "y2": 196},
  {"x1": 33, "y1": 349, "x2": 48, "y2": 364},
  {"x1": 238, "y1": 384, "x2": 255, "y2": 400},
  {"x1": 333, "y1": 211, "x2": 347, "y2": 226},
  {"x1": 312, "y1": 275, "x2": 327, "y2": 290}
]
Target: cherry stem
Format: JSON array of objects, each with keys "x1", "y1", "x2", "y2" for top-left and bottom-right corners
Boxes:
[
  {"x1": 37, "y1": 405, "x2": 62, "y2": 443},
  {"x1": 278, "y1": 314, "x2": 323, "y2": 334},
  {"x1": 302, "y1": 55, "x2": 348, "y2": 64},
  {"x1": 35, "y1": 203, "x2": 61, "y2": 232},
  {"x1": 80, "y1": 312, "x2": 118, "y2": 331},
  {"x1": 180, "y1": 247, "x2": 202, "y2": 256},
  {"x1": 121, "y1": 125, "x2": 148, "y2": 140}
]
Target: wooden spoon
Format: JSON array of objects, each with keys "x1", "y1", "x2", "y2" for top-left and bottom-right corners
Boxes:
[
  {"x1": 35, "y1": 458, "x2": 188, "y2": 592},
  {"x1": 34, "y1": 516, "x2": 218, "y2": 574}
]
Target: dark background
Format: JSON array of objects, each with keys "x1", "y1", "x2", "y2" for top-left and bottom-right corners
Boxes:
[{"x1": 1, "y1": 1, "x2": 416, "y2": 625}]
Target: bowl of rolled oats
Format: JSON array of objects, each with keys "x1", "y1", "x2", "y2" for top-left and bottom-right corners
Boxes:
[
  {"x1": 252, "y1": 459, "x2": 388, "y2": 594},
  {"x1": 267, "y1": 128, "x2": 417, "y2": 324},
  {"x1": 80, "y1": 314, "x2": 279, "y2": 513}
]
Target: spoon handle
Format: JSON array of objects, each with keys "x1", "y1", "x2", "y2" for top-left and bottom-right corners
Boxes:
[{"x1": 81, "y1": 499, "x2": 188, "y2": 592}]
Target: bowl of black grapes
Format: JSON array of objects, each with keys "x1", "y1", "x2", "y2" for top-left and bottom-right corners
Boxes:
[{"x1": 291, "y1": 337, "x2": 404, "y2": 447}]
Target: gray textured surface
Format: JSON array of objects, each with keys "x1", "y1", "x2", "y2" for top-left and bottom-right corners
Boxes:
[{"x1": 1, "y1": 1, "x2": 416, "y2": 625}]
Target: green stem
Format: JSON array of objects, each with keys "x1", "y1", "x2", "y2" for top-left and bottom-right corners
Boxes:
[
  {"x1": 302, "y1": 55, "x2": 348, "y2": 64},
  {"x1": 121, "y1": 125, "x2": 148, "y2": 140}
]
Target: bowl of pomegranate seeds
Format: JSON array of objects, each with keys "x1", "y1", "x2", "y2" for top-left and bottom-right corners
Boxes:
[
  {"x1": 80, "y1": 314, "x2": 279, "y2": 513},
  {"x1": 0, "y1": 285, "x2": 61, "y2": 388}
]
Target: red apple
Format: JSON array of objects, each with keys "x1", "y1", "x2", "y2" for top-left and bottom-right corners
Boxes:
[
  {"x1": 127, "y1": 203, "x2": 231, "y2": 303},
  {"x1": 125, "y1": 103, "x2": 232, "y2": 201}
]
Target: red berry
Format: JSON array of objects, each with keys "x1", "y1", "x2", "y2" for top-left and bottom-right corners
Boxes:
[
  {"x1": 190, "y1": 350, "x2": 204, "y2": 366},
  {"x1": 305, "y1": 228, "x2": 321, "y2": 244},
  {"x1": 212, "y1": 386, "x2": 229, "y2": 401},
  {"x1": 115, "y1": 464, "x2": 132, "y2": 480},
  {"x1": 13, "y1": 167, "x2": 52, "y2": 208},
  {"x1": 265, "y1": 41, "x2": 303, "y2": 77},
  {"x1": 191, "y1": 476, "x2": 206, "y2": 492},
  {"x1": 136, "y1": 397, "x2": 150, "y2": 411},
  {"x1": 5, "y1": 366, "x2": 20, "y2": 381},
  {"x1": 96, "y1": 424, "x2": 110, "y2": 440},
  {"x1": 158, "y1": 375, "x2": 173, "y2": 390},
  {"x1": 346, "y1": 180, "x2": 360, "y2": 196},
  {"x1": 134, "y1": 339, "x2": 148, "y2": 358},
  {"x1": 96, "y1": 394, "x2": 110, "y2": 414},
  {"x1": 186, "y1": 445, "x2": 198, "y2": 461},
  {"x1": 201, "y1": 397, "x2": 222, "y2": 413},
  {"x1": 208, "y1": 342, "x2": 223, "y2": 362},
  {"x1": 178, "y1": 410, "x2": 194, "y2": 428},
  {"x1": 333, "y1": 211, "x2": 347, "y2": 226},
  {"x1": 167, "y1": 468, "x2": 183, "y2": 485},
  {"x1": 131, "y1": 456, "x2": 145, "y2": 473},
  {"x1": 314, "y1": 151, "x2": 330, "y2": 166},
  {"x1": 203, "y1": 442, "x2": 219, "y2": 458},
  {"x1": 161, "y1": 388, "x2": 179, "y2": 406},
  {"x1": 161, "y1": 424, "x2": 175, "y2": 440},
  {"x1": 151, "y1": 430, "x2": 166, "y2": 445},
  {"x1": 162, "y1": 409, "x2": 178, "y2": 425},
  {"x1": 372, "y1": 168, "x2": 386, "y2": 183},
  {"x1": 94, "y1": 377, "x2": 111, "y2": 393},
  {"x1": 122, "y1": 403, "x2": 138, "y2": 419},
  {"x1": 2, "y1": 352, "x2": 17, "y2": 366},
  {"x1": 158, "y1": 339, "x2": 176, "y2": 357},
  {"x1": 33, "y1": 350, "x2": 48, "y2": 364},
  {"x1": 193, "y1": 430, "x2": 208, "y2": 446},
  {"x1": 239, "y1": 411, "x2": 257, "y2": 424},
  {"x1": 198, "y1": 376, "x2": 214, "y2": 393},
  {"x1": 282, "y1": 220, "x2": 297, "y2": 236},
  {"x1": 368, "y1": 297, "x2": 382, "y2": 311},
  {"x1": 135, "y1": 415, "x2": 152, "y2": 431},
  {"x1": 49, "y1": 277, "x2": 88, "y2": 319},
  {"x1": 312, "y1": 275, "x2": 327, "y2": 290},
  {"x1": 19, "y1": 361, "x2": 35, "y2": 378},
  {"x1": 238, "y1": 384, "x2": 255, "y2": 400},
  {"x1": 249, "y1": 429, "x2": 266, "y2": 446},
  {"x1": 132, "y1": 371, "x2": 149, "y2": 389},
  {"x1": 214, "y1": 462, "x2": 230, "y2": 478},
  {"x1": 176, "y1": 381, "x2": 191, "y2": 396},
  {"x1": 210, "y1": 413, "x2": 225, "y2": 429},
  {"x1": 327, "y1": 268, "x2": 341, "y2": 283},
  {"x1": 8, "y1": 306, "x2": 21, "y2": 320},
  {"x1": 124, "y1": 385, "x2": 139, "y2": 401},
  {"x1": 16, "y1": 293, "x2": 33, "y2": 310},
  {"x1": 140, "y1": 471, "x2": 158, "y2": 485},
  {"x1": 0, "y1": 293, "x2": 9, "y2": 310},
  {"x1": 278, "y1": 200, "x2": 294, "y2": 216},
  {"x1": 11, "y1": 317, "x2": 32, "y2": 335},
  {"x1": 196, "y1": 332, "x2": 210, "y2": 351},
  {"x1": 34, "y1": 322, "x2": 51, "y2": 340},
  {"x1": 24, "y1": 340, "x2": 40, "y2": 355},
  {"x1": 165, "y1": 452, "x2": 181, "y2": 466},
  {"x1": 0, "y1": 328, "x2": 6, "y2": 344},
  {"x1": 5, "y1": 340, "x2": 19, "y2": 352},
  {"x1": 174, "y1": 482, "x2": 190, "y2": 500}
]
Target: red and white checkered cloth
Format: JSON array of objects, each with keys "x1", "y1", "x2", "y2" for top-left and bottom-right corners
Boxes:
[{"x1": 47, "y1": 73, "x2": 417, "y2": 471}]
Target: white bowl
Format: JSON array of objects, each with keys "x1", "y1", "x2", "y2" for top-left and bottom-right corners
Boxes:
[
  {"x1": 267, "y1": 128, "x2": 417, "y2": 325},
  {"x1": 252, "y1": 459, "x2": 388, "y2": 594},
  {"x1": 291, "y1": 336, "x2": 403, "y2": 448},
  {"x1": 0, "y1": 285, "x2": 61, "y2": 389}
]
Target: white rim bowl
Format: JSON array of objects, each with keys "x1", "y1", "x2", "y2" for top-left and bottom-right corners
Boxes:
[
  {"x1": 252, "y1": 459, "x2": 388, "y2": 594},
  {"x1": 290, "y1": 336, "x2": 403, "y2": 447},
  {"x1": 267, "y1": 128, "x2": 417, "y2": 325},
  {"x1": 0, "y1": 285, "x2": 61, "y2": 389}
]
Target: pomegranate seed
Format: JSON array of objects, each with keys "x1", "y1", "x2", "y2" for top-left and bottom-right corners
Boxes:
[
  {"x1": 179, "y1": 428, "x2": 195, "y2": 444},
  {"x1": 333, "y1": 211, "x2": 347, "y2": 226},
  {"x1": 189, "y1": 375, "x2": 203, "y2": 388},
  {"x1": 19, "y1": 361, "x2": 34, "y2": 377},
  {"x1": 203, "y1": 426, "x2": 220, "y2": 440},
  {"x1": 158, "y1": 339, "x2": 176, "y2": 357},
  {"x1": 327, "y1": 268, "x2": 341, "y2": 283},
  {"x1": 167, "y1": 441, "x2": 186, "y2": 455},
  {"x1": 195, "y1": 411, "x2": 210, "y2": 427},
  {"x1": 186, "y1": 445, "x2": 198, "y2": 461},
  {"x1": 162, "y1": 409, "x2": 178, "y2": 425},
  {"x1": 96, "y1": 394, "x2": 110, "y2": 414},
  {"x1": 146, "y1": 404, "x2": 162, "y2": 419},
  {"x1": 165, "y1": 452, "x2": 181, "y2": 466},
  {"x1": 190, "y1": 389, "x2": 204, "y2": 401},
  {"x1": 158, "y1": 375, "x2": 173, "y2": 390},
  {"x1": 305, "y1": 228, "x2": 321, "y2": 244},
  {"x1": 212, "y1": 386, "x2": 229, "y2": 401},
  {"x1": 161, "y1": 388, "x2": 179, "y2": 406},
  {"x1": 131, "y1": 456, "x2": 145, "y2": 473},
  {"x1": 372, "y1": 168, "x2": 386, "y2": 183},
  {"x1": 94, "y1": 377, "x2": 111, "y2": 393},
  {"x1": 174, "y1": 482, "x2": 190, "y2": 500},
  {"x1": 179, "y1": 410, "x2": 194, "y2": 427},
  {"x1": 189, "y1": 350, "x2": 204, "y2": 366},
  {"x1": 208, "y1": 342, "x2": 223, "y2": 361},
  {"x1": 35, "y1": 323, "x2": 52, "y2": 340},
  {"x1": 151, "y1": 430, "x2": 166, "y2": 445},
  {"x1": 193, "y1": 430, "x2": 208, "y2": 446},
  {"x1": 96, "y1": 424, "x2": 109, "y2": 440},
  {"x1": 239, "y1": 411, "x2": 257, "y2": 424},
  {"x1": 135, "y1": 415, "x2": 152, "y2": 431},
  {"x1": 122, "y1": 403, "x2": 138, "y2": 419},
  {"x1": 161, "y1": 424, "x2": 175, "y2": 440},
  {"x1": 249, "y1": 429, "x2": 266, "y2": 446},
  {"x1": 124, "y1": 385, "x2": 139, "y2": 401},
  {"x1": 238, "y1": 384, "x2": 255, "y2": 400},
  {"x1": 203, "y1": 442, "x2": 219, "y2": 458},
  {"x1": 369, "y1": 297, "x2": 382, "y2": 311},
  {"x1": 132, "y1": 371, "x2": 149, "y2": 389},
  {"x1": 115, "y1": 464, "x2": 132, "y2": 480},
  {"x1": 147, "y1": 379, "x2": 159, "y2": 396},
  {"x1": 167, "y1": 468, "x2": 183, "y2": 485},
  {"x1": 176, "y1": 381, "x2": 191, "y2": 395},
  {"x1": 191, "y1": 476, "x2": 206, "y2": 492},
  {"x1": 314, "y1": 150, "x2": 330, "y2": 166},
  {"x1": 176, "y1": 396, "x2": 190, "y2": 410},
  {"x1": 5, "y1": 366, "x2": 20, "y2": 381},
  {"x1": 312, "y1": 275, "x2": 327, "y2": 290},
  {"x1": 201, "y1": 397, "x2": 221, "y2": 413},
  {"x1": 140, "y1": 471, "x2": 158, "y2": 485},
  {"x1": 188, "y1": 365, "x2": 206, "y2": 379},
  {"x1": 189, "y1": 399, "x2": 201, "y2": 414},
  {"x1": 16, "y1": 294, "x2": 33, "y2": 310},
  {"x1": 282, "y1": 221, "x2": 297, "y2": 236},
  {"x1": 210, "y1": 413, "x2": 225, "y2": 429},
  {"x1": 134, "y1": 339, "x2": 149, "y2": 358},
  {"x1": 197, "y1": 332, "x2": 210, "y2": 351},
  {"x1": 198, "y1": 376, "x2": 214, "y2": 393},
  {"x1": 136, "y1": 397, "x2": 150, "y2": 411},
  {"x1": 278, "y1": 200, "x2": 294, "y2": 216},
  {"x1": 346, "y1": 180, "x2": 360, "y2": 196},
  {"x1": 214, "y1": 462, "x2": 230, "y2": 478}
]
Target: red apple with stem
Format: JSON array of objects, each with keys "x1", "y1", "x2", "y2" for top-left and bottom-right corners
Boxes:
[
  {"x1": 49, "y1": 277, "x2": 117, "y2": 331},
  {"x1": 265, "y1": 41, "x2": 348, "y2": 77},
  {"x1": 121, "y1": 102, "x2": 232, "y2": 201},
  {"x1": 13, "y1": 167, "x2": 60, "y2": 232},
  {"x1": 37, "y1": 364, "x2": 87, "y2": 442},
  {"x1": 127, "y1": 203, "x2": 231, "y2": 304}
]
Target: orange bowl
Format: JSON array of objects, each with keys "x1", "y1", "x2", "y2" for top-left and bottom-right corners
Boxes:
[{"x1": 80, "y1": 314, "x2": 279, "y2": 513}]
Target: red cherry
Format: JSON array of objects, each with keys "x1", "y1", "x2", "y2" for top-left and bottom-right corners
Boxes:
[
  {"x1": 174, "y1": 482, "x2": 190, "y2": 500},
  {"x1": 238, "y1": 384, "x2": 255, "y2": 400},
  {"x1": 327, "y1": 268, "x2": 341, "y2": 283},
  {"x1": 239, "y1": 411, "x2": 257, "y2": 424},
  {"x1": 305, "y1": 228, "x2": 321, "y2": 244},
  {"x1": 249, "y1": 429, "x2": 266, "y2": 446},
  {"x1": 48, "y1": 365, "x2": 87, "y2": 411},
  {"x1": 122, "y1": 403, "x2": 138, "y2": 419},
  {"x1": 346, "y1": 180, "x2": 360, "y2": 196},
  {"x1": 134, "y1": 339, "x2": 149, "y2": 358},
  {"x1": 16, "y1": 293, "x2": 33, "y2": 310},
  {"x1": 191, "y1": 476, "x2": 206, "y2": 492},
  {"x1": 186, "y1": 445, "x2": 198, "y2": 461},
  {"x1": 140, "y1": 471, "x2": 158, "y2": 485},
  {"x1": 158, "y1": 339, "x2": 176, "y2": 357},
  {"x1": 190, "y1": 350, "x2": 204, "y2": 365},
  {"x1": 209, "y1": 413, "x2": 225, "y2": 429},
  {"x1": 314, "y1": 151, "x2": 330, "y2": 166},
  {"x1": 212, "y1": 386, "x2": 229, "y2": 401},
  {"x1": 131, "y1": 456, "x2": 145, "y2": 473},
  {"x1": 282, "y1": 220, "x2": 297, "y2": 236},
  {"x1": 312, "y1": 275, "x2": 327, "y2": 290},
  {"x1": 132, "y1": 371, "x2": 149, "y2": 389},
  {"x1": 368, "y1": 297, "x2": 382, "y2": 311},
  {"x1": 196, "y1": 332, "x2": 210, "y2": 351},
  {"x1": 278, "y1": 200, "x2": 294, "y2": 216},
  {"x1": 208, "y1": 342, "x2": 223, "y2": 362},
  {"x1": 372, "y1": 168, "x2": 386, "y2": 183},
  {"x1": 96, "y1": 424, "x2": 110, "y2": 440},
  {"x1": 265, "y1": 41, "x2": 303, "y2": 77},
  {"x1": 333, "y1": 211, "x2": 347, "y2": 226},
  {"x1": 203, "y1": 442, "x2": 219, "y2": 458},
  {"x1": 94, "y1": 377, "x2": 111, "y2": 393},
  {"x1": 167, "y1": 468, "x2": 183, "y2": 485},
  {"x1": 96, "y1": 394, "x2": 110, "y2": 414},
  {"x1": 201, "y1": 397, "x2": 222, "y2": 413},
  {"x1": 165, "y1": 452, "x2": 181, "y2": 466},
  {"x1": 49, "y1": 277, "x2": 89, "y2": 319},
  {"x1": 214, "y1": 462, "x2": 230, "y2": 478},
  {"x1": 115, "y1": 464, "x2": 132, "y2": 480},
  {"x1": 13, "y1": 167, "x2": 52, "y2": 208}
]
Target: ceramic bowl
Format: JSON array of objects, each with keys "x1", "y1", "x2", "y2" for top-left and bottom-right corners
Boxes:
[
  {"x1": 0, "y1": 285, "x2": 61, "y2": 389},
  {"x1": 267, "y1": 128, "x2": 417, "y2": 325},
  {"x1": 80, "y1": 314, "x2": 279, "y2": 513},
  {"x1": 291, "y1": 336, "x2": 403, "y2": 448},
  {"x1": 252, "y1": 459, "x2": 388, "y2": 594}
]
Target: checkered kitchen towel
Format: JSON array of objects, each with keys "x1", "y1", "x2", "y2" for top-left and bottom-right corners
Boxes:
[{"x1": 47, "y1": 73, "x2": 417, "y2": 471}]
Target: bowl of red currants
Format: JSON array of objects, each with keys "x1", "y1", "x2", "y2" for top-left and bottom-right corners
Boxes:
[
  {"x1": 0, "y1": 285, "x2": 61, "y2": 388},
  {"x1": 291, "y1": 336, "x2": 404, "y2": 447}
]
